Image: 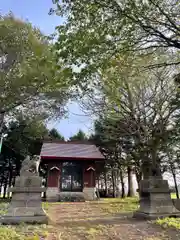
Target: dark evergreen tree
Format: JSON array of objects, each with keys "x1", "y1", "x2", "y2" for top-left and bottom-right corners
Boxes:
[
  {"x1": 69, "y1": 129, "x2": 88, "y2": 141},
  {"x1": 48, "y1": 128, "x2": 65, "y2": 141}
]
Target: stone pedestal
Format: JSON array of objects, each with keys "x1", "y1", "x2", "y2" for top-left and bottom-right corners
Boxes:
[
  {"x1": 83, "y1": 187, "x2": 97, "y2": 200},
  {"x1": 0, "y1": 173, "x2": 48, "y2": 224},
  {"x1": 59, "y1": 192, "x2": 85, "y2": 202},
  {"x1": 133, "y1": 177, "x2": 180, "y2": 220},
  {"x1": 46, "y1": 187, "x2": 59, "y2": 202}
]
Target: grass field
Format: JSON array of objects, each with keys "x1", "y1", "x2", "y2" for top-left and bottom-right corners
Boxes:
[{"x1": 97, "y1": 197, "x2": 139, "y2": 214}]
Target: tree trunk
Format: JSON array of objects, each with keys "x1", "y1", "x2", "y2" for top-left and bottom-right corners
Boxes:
[
  {"x1": 0, "y1": 111, "x2": 5, "y2": 134},
  {"x1": 135, "y1": 168, "x2": 142, "y2": 190},
  {"x1": 173, "y1": 172, "x2": 179, "y2": 199},
  {"x1": 171, "y1": 165, "x2": 179, "y2": 199},
  {"x1": 135, "y1": 167, "x2": 143, "y2": 194},
  {"x1": 127, "y1": 166, "x2": 135, "y2": 197},
  {"x1": 100, "y1": 175, "x2": 103, "y2": 189},
  {"x1": 97, "y1": 175, "x2": 100, "y2": 189},
  {"x1": 115, "y1": 171, "x2": 121, "y2": 197},
  {"x1": 0, "y1": 178, "x2": 2, "y2": 198},
  {"x1": 111, "y1": 169, "x2": 116, "y2": 198},
  {"x1": 3, "y1": 176, "x2": 8, "y2": 199},
  {"x1": 104, "y1": 171, "x2": 108, "y2": 197},
  {"x1": 7, "y1": 169, "x2": 13, "y2": 198},
  {"x1": 12, "y1": 176, "x2": 16, "y2": 187},
  {"x1": 119, "y1": 168, "x2": 125, "y2": 198}
]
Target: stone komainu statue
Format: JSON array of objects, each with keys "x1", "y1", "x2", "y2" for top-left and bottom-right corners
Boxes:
[{"x1": 20, "y1": 155, "x2": 41, "y2": 175}]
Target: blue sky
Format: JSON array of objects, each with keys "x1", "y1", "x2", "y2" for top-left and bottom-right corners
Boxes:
[{"x1": 1, "y1": 0, "x2": 92, "y2": 139}]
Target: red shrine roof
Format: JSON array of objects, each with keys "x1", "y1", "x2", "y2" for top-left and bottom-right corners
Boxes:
[{"x1": 40, "y1": 141, "x2": 104, "y2": 160}]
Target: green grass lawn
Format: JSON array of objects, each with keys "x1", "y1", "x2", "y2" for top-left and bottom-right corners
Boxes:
[{"x1": 97, "y1": 197, "x2": 139, "y2": 214}]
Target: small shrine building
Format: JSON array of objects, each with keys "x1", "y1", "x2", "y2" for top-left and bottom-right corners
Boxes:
[{"x1": 40, "y1": 141, "x2": 104, "y2": 201}]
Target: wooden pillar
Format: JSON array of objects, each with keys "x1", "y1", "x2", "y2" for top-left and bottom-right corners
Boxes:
[
  {"x1": 83, "y1": 162, "x2": 96, "y2": 200},
  {"x1": 46, "y1": 163, "x2": 61, "y2": 202}
]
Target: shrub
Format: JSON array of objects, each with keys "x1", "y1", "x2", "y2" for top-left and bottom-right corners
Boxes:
[
  {"x1": 0, "y1": 203, "x2": 8, "y2": 215},
  {"x1": 0, "y1": 227, "x2": 22, "y2": 240},
  {"x1": 0, "y1": 226, "x2": 43, "y2": 240},
  {"x1": 156, "y1": 217, "x2": 180, "y2": 230}
]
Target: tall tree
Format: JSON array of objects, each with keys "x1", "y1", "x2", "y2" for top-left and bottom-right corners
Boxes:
[
  {"x1": 0, "y1": 144, "x2": 23, "y2": 198},
  {"x1": 0, "y1": 13, "x2": 72, "y2": 128},
  {"x1": 0, "y1": 115, "x2": 49, "y2": 197},
  {"x1": 52, "y1": 0, "x2": 180, "y2": 90},
  {"x1": 4, "y1": 115, "x2": 49, "y2": 156},
  {"x1": 69, "y1": 129, "x2": 87, "y2": 141},
  {"x1": 91, "y1": 118, "x2": 127, "y2": 197},
  {"x1": 48, "y1": 128, "x2": 65, "y2": 140},
  {"x1": 89, "y1": 54, "x2": 178, "y2": 178}
]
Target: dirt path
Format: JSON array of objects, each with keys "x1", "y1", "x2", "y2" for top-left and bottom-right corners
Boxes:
[{"x1": 46, "y1": 202, "x2": 180, "y2": 240}]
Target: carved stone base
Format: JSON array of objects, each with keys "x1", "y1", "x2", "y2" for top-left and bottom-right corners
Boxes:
[
  {"x1": 133, "y1": 178, "x2": 180, "y2": 220},
  {"x1": 0, "y1": 174, "x2": 48, "y2": 224},
  {"x1": 83, "y1": 187, "x2": 97, "y2": 200},
  {"x1": 46, "y1": 187, "x2": 59, "y2": 202},
  {"x1": 0, "y1": 215, "x2": 48, "y2": 225},
  {"x1": 59, "y1": 192, "x2": 85, "y2": 202},
  {"x1": 133, "y1": 211, "x2": 180, "y2": 220}
]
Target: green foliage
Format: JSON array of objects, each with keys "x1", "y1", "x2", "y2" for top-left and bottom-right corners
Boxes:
[
  {"x1": 0, "y1": 13, "x2": 71, "y2": 120},
  {"x1": 91, "y1": 59, "x2": 178, "y2": 179},
  {"x1": 69, "y1": 129, "x2": 88, "y2": 141},
  {"x1": 0, "y1": 214, "x2": 48, "y2": 240},
  {"x1": 0, "y1": 226, "x2": 44, "y2": 240},
  {"x1": 24, "y1": 236, "x2": 40, "y2": 240},
  {"x1": 42, "y1": 202, "x2": 49, "y2": 211},
  {"x1": 52, "y1": 0, "x2": 180, "y2": 92},
  {"x1": 0, "y1": 202, "x2": 8, "y2": 215},
  {"x1": 51, "y1": 0, "x2": 180, "y2": 183},
  {"x1": 156, "y1": 217, "x2": 180, "y2": 230},
  {"x1": 4, "y1": 115, "x2": 49, "y2": 155},
  {"x1": 0, "y1": 227, "x2": 22, "y2": 240},
  {"x1": 48, "y1": 128, "x2": 65, "y2": 140},
  {"x1": 86, "y1": 225, "x2": 105, "y2": 240}
]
